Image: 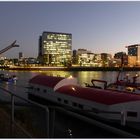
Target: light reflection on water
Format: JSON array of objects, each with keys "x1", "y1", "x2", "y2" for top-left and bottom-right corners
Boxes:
[
  {"x1": 2, "y1": 70, "x2": 140, "y2": 86},
  {"x1": 0, "y1": 70, "x2": 140, "y2": 99},
  {"x1": 0, "y1": 71, "x2": 140, "y2": 85},
  {"x1": 0, "y1": 70, "x2": 140, "y2": 91}
]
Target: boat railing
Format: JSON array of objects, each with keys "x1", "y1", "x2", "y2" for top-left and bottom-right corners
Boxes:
[
  {"x1": 91, "y1": 79, "x2": 108, "y2": 89},
  {"x1": 85, "y1": 79, "x2": 108, "y2": 89}
]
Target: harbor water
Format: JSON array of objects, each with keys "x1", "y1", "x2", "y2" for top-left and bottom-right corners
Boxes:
[{"x1": 0, "y1": 69, "x2": 140, "y2": 98}]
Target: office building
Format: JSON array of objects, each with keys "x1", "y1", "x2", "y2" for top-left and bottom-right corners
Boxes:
[
  {"x1": 38, "y1": 31, "x2": 72, "y2": 66},
  {"x1": 114, "y1": 52, "x2": 128, "y2": 66},
  {"x1": 72, "y1": 50, "x2": 78, "y2": 64},
  {"x1": 19, "y1": 52, "x2": 23, "y2": 59},
  {"x1": 126, "y1": 44, "x2": 140, "y2": 66},
  {"x1": 114, "y1": 52, "x2": 126, "y2": 59},
  {"x1": 101, "y1": 53, "x2": 112, "y2": 67}
]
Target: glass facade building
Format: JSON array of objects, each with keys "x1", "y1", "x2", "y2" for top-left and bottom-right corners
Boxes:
[
  {"x1": 128, "y1": 46, "x2": 138, "y2": 56},
  {"x1": 39, "y1": 31, "x2": 72, "y2": 66},
  {"x1": 127, "y1": 44, "x2": 140, "y2": 66}
]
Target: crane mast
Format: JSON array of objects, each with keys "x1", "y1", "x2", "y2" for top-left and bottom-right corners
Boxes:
[{"x1": 0, "y1": 40, "x2": 19, "y2": 55}]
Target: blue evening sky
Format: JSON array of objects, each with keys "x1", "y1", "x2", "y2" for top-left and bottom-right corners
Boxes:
[{"x1": 0, "y1": 1, "x2": 140, "y2": 58}]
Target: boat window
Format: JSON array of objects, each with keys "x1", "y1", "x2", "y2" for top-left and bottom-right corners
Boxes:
[
  {"x1": 127, "y1": 111, "x2": 137, "y2": 117},
  {"x1": 64, "y1": 100, "x2": 68, "y2": 104},
  {"x1": 78, "y1": 104, "x2": 83, "y2": 109},
  {"x1": 57, "y1": 98, "x2": 61, "y2": 102},
  {"x1": 72, "y1": 102, "x2": 77, "y2": 107},
  {"x1": 43, "y1": 89, "x2": 47, "y2": 93},
  {"x1": 37, "y1": 88, "x2": 40, "y2": 91}
]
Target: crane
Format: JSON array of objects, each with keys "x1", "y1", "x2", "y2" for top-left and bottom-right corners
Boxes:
[{"x1": 0, "y1": 40, "x2": 19, "y2": 55}]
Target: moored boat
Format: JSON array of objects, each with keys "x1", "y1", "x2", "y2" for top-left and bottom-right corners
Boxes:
[
  {"x1": 106, "y1": 73, "x2": 140, "y2": 93},
  {"x1": 86, "y1": 71, "x2": 140, "y2": 94},
  {"x1": 0, "y1": 73, "x2": 18, "y2": 84},
  {"x1": 28, "y1": 74, "x2": 140, "y2": 130}
]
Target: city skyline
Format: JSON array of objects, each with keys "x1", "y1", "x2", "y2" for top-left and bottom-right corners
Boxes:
[{"x1": 0, "y1": 1, "x2": 140, "y2": 58}]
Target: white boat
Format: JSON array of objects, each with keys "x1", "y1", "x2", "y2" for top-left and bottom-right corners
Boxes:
[
  {"x1": 28, "y1": 74, "x2": 140, "y2": 130},
  {"x1": 0, "y1": 73, "x2": 17, "y2": 84}
]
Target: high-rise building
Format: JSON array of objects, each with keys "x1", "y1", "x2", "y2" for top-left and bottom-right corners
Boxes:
[
  {"x1": 114, "y1": 52, "x2": 128, "y2": 66},
  {"x1": 19, "y1": 52, "x2": 23, "y2": 59},
  {"x1": 38, "y1": 31, "x2": 72, "y2": 66},
  {"x1": 126, "y1": 44, "x2": 140, "y2": 66},
  {"x1": 101, "y1": 53, "x2": 112, "y2": 67},
  {"x1": 114, "y1": 52, "x2": 126, "y2": 59},
  {"x1": 72, "y1": 50, "x2": 78, "y2": 64}
]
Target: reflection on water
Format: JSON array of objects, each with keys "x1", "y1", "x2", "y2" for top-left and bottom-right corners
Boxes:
[{"x1": 1, "y1": 70, "x2": 140, "y2": 86}]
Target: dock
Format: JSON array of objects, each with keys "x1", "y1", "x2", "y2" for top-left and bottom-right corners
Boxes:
[{"x1": 2, "y1": 66, "x2": 140, "y2": 71}]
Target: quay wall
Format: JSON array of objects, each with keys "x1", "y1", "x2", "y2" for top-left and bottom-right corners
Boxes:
[{"x1": 1, "y1": 66, "x2": 140, "y2": 71}]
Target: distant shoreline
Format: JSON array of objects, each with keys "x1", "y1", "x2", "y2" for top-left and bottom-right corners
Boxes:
[{"x1": 1, "y1": 66, "x2": 140, "y2": 71}]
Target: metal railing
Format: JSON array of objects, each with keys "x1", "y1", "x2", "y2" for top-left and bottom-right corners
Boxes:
[{"x1": 0, "y1": 86, "x2": 50, "y2": 138}]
